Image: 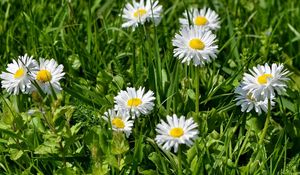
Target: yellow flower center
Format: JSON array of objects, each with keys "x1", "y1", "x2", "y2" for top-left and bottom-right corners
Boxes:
[
  {"x1": 134, "y1": 9, "x2": 147, "y2": 18},
  {"x1": 169, "y1": 127, "x2": 184, "y2": 138},
  {"x1": 36, "y1": 70, "x2": 52, "y2": 83},
  {"x1": 194, "y1": 16, "x2": 208, "y2": 26},
  {"x1": 112, "y1": 118, "x2": 125, "y2": 129},
  {"x1": 189, "y1": 39, "x2": 205, "y2": 50},
  {"x1": 127, "y1": 98, "x2": 142, "y2": 107},
  {"x1": 14, "y1": 68, "x2": 25, "y2": 78},
  {"x1": 257, "y1": 74, "x2": 273, "y2": 85}
]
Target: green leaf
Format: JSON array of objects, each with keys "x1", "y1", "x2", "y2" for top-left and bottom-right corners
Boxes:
[
  {"x1": 31, "y1": 116, "x2": 45, "y2": 133},
  {"x1": 187, "y1": 146, "x2": 197, "y2": 163},
  {"x1": 187, "y1": 89, "x2": 196, "y2": 101},
  {"x1": 139, "y1": 169, "x2": 157, "y2": 175},
  {"x1": 53, "y1": 105, "x2": 75, "y2": 122},
  {"x1": 70, "y1": 123, "x2": 82, "y2": 136},
  {"x1": 278, "y1": 97, "x2": 295, "y2": 112},
  {"x1": 9, "y1": 149, "x2": 23, "y2": 160},
  {"x1": 148, "y1": 152, "x2": 166, "y2": 173},
  {"x1": 112, "y1": 75, "x2": 124, "y2": 89},
  {"x1": 68, "y1": 54, "x2": 81, "y2": 70},
  {"x1": 246, "y1": 116, "x2": 264, "y2": 133},
  {"x1": 104, "y1": 154, "x2": 118, "y2": 169},
  {"x1": 55, "y1": 167, "x2": 77, "y2": 175},
  {"x1": 34, "y1": 133, "x2": 61, "y2": 154},
  {"x1": 111, "y1": 132, "x2": 129, "y2": 155},
  {"x1": 34, "y1": 144, "x2": 59, "y2": 155}
]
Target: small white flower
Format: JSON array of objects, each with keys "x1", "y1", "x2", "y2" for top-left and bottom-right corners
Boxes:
[
  {"x1": 242, "y1": 63, "x2": 289, "y2": 99},
  {"x1": 121, "y1": 0, "x2": 162, "y2": 29},
  {"x1": 155, "y1": 114, "x2": 198, "y2": 152},
  {"x1": 103, "y1": 109, "x2": 134, "y2": 137},
  {"x1": 179, "y1": 7, "x2": 220, "y2": 31},
  {"x1": 0, "y1": 54, "x2": 38, "y2": 95},
  {"x1": 114, "y1": 87, "x2": 155, "y2": 118},
  {"x1": 235, "y1": 84, "x2": 275, "y2": 115},
  {"x1": 31, "y1": 58, "x2": 65, "y2": 94},
  {"x1": 172, "y1": 26, "x2": 218, "y2": 66}
]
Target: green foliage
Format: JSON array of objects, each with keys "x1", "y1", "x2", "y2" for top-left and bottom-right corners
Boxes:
[{"x1": 0, "y1": 0, "x2": 300, "y2": 174}]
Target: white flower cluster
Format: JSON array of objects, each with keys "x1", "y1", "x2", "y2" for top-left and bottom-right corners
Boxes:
[
  {"x1": 235, "y1": 63, "x2": 289, "y2": 115},
  {"x1": 104, "y1": 87, "x2": 199, "y2": 153},
  {"x1": 0, "y1": 54, "x2": 65, "y2": 95},
  {"x1": 172, "y1": 7, "x2": 220, "y2": 66},
  {"x1": 121, "y1": 0, "x2": 163, "y2": 30},
  {"x1": 103, "y1": 87, "x2": 155, "y2": 137}
]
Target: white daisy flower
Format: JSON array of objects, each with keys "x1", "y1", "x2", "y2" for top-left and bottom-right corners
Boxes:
[
  {"x1": 121, "y1": 0, "x2": 162, "y2": 29},
  {"x1": 103, "y1": 109, "x2": 134, "y2": 137},
  {"x1": 155, "y1": 114, "x2": 198, "y2": 152},
  {"x1": 242, "y1": 63, "x2": 289, "y2": 99},
  {"x1": 0, "y1": 54, "x2": 38, "y2": 95},
  {"x1": 179, "y1": 7, "x2": 220, "y2": 31},
  {"x1": 114, "y1": 87, "x2": 155, "y2": 118},
  {"x1": 172, "y1": 26, "x2": 218, "y2": 66},
  {"x1": 31, "y1": 58, "x2": 65, "y2": 95},
  {"x1": 235, "y1": 84, "x2": 275, "y2": 115}
]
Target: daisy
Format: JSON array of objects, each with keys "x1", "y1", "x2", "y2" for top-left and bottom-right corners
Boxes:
[
  {"x1": 242, "y1": 63, "x2": 289, "y2": 99},
  {"x1": 114, "y1": 87, "x2": 155, "y2": 118},
  {"x1": 155, "y1": 114, "x2": 198, "y2": 152},
  {"x1": 0, "y1": 54, "x2": 38, "y2": 95},
  {"x1": 103, "y1": 109, "x2": 134, "y2": 137},
  {"x1": 179, "y1": 7, "x2": 220, "y2": 31},
  {"x1": 172, "y1": 26, "x2": 218, "y2": 66},
  {"x1": 121, "y1": 0, "x2": 162, "y2": 29},
  {"x1": 235, "y1": 84, "x2": 275, "y2": 115},
  {"x1": 31, "y1": 58, "x2": 65, "y2": 95}
]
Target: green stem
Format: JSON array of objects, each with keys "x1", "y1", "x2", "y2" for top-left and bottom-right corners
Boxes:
[
  {"x1": 178, "y1": 145, "x2": 183, "y2": 175},
  {"x1": 195, "y1": 67, "x2": 199, "y2": 114},
  {"x1": 131, "y1": 118, "x2": 142, "y2": 175},
  {"x1": 259, "y1": 98, "x2": 271, "y2": 145}
]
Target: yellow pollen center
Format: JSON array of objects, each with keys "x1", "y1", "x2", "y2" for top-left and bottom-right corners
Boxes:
[
  {"x1": 169, "y1": 127, "x2": 184, "y2": 138},
  {"x1": 36, "y1": 70, "x2": 52, "y2": 83},
  {"x1": 112, "y1": 118, "x2": 125, "y2": 129},
  {"x1": 257, "y1": 74, "x2": 273, "y2": 85},
  {"x1": 14, "y1": 68, "x2": 25, "y2": 78},
  {"x1": 134, "y1": 9, "x2": 147, "y2": 18},
  {"x1": 194, "y1": 16, "x2": 208, "y2": 26},
  {"x1": 189, "y1": 39, "x2": 205, "y2": 50},
  {"x1": 127, "y1": 98, "x2": 142, "y2": 107}
]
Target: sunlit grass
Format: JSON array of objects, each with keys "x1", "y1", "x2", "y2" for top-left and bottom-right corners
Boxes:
[{"x1": 0, "y1": 0, "x2": 300, "y2": 174}]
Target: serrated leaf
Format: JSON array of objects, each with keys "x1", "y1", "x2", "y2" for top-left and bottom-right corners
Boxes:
[
  {"x1": 34, "y1": 144, "x2": 59, "y2": 155},
  {"x1": 31, "y1": 116, "x2": 45, "y2": 133},
  {"x1": 53, "y1": 106, "x2": 75, "y2": 122},
  {"x1": 111, "y1": 132, "x2": 129, "y2": 155},
  {"x1": 70, "y1": 123, "x2": 82, "y2": 135},
  {"x1": 10, "y1": 149, "x2": 23, "y2": 160}
]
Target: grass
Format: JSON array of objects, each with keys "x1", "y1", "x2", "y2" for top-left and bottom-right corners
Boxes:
[{"x1": 0, "y1": 0, "x2": 300, "y2": 174}]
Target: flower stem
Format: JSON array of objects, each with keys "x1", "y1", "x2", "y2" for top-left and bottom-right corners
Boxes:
[
  {"x1": 178, "y1": 145, "x2": 183, "y2": 175},
  {"x1": 259, "y1": 98, "x2": 271, "y2": 145},
  {"x1": 195, "y1": 67, "x2": 199, "y2": 114}
]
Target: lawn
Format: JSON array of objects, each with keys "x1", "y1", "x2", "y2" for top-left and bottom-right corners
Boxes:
[{"x1": 0, "y1": 0, "x2": 300, "y2": 174}]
